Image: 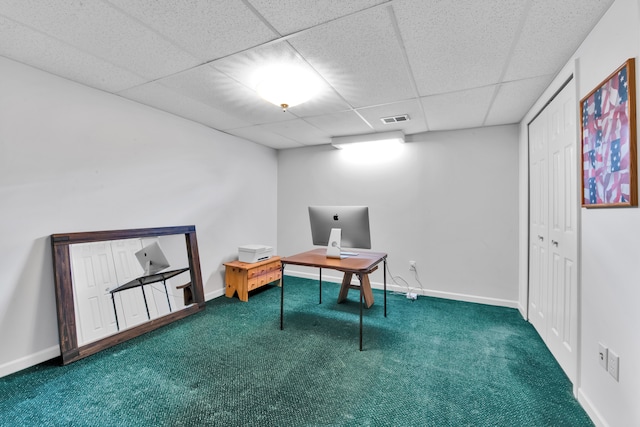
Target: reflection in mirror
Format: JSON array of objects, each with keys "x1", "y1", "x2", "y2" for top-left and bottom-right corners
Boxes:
[
  {"x1": 69, "y1": 235, "x2": 191, "y2": 346},
  {"x1": 52, "y1": 226, "x2": 205, "y2": 365}
]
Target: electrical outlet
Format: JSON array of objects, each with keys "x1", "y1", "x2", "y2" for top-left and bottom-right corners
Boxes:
[
  {"x1": 608, "y1": 350, "x2": 619, "y2": 381},
  {"x1": 598, "y1": 343, "x2": 608, "y2": 370},
  {"x1": 409, "y1": 260, "x2": 416, "y2": 271}
]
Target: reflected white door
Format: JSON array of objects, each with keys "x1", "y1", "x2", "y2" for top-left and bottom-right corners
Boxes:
[
  {"x1": 70, "y1": 242, "x2": 119, "y2": 345},
  {"x1": 528, "y1": 79, "x2": 578, "y2": 383},
  {"x1": 110, "y1": 239, "x2": 149, "y2": 329}
]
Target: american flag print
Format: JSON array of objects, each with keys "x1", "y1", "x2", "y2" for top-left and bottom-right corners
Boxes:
[{"x1": 582, "y1": 63, "x2": 633, "y2": 205}]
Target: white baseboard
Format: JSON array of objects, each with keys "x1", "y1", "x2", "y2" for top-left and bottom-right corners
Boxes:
[
  {"x1": 0, "y1": 345, "x2": 60, "y2": 379},
  {"x1": 205, "y1": 287, "x2": 225, "y2": 301},
  {"x1": 577, "y1": 388, "x2": 609, "y2": 427},
  {"x1": 283, "y1": 270, "x2": 518, "y2": 309}
]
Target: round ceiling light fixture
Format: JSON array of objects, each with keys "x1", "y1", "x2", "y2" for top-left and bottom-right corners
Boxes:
[{"x1": 255, "y1": 63, "x2": 322, "y2": 112}]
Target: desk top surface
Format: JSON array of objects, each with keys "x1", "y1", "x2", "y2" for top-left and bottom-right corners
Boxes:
[
  {"x1": 282, "y1": 248, "x2": 387, "y2": 273},
  {"x1": 110, "y1": 267, "x2": 190, "y2": 293}
]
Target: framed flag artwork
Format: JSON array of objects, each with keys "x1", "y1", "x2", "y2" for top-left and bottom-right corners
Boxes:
[{"x1": 580, "y1": 58, "x2": 637, "y2": 208}]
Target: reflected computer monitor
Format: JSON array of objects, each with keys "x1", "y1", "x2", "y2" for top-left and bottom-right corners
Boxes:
[
  {"x1": 309, "y1": 206, "x2": 371, "y2": 257},
  {"x1": 135, "y1": 241, "x2": 170, "y2": 276}
]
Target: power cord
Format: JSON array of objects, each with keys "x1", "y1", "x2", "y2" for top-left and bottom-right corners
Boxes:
[{"x1": 385, "y1": 260, "x2": 425, "y2": 300}]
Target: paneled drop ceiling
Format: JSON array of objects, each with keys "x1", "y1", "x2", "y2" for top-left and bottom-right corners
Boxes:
[{"x1": 0, "y1": 0, "x2": 614, "y2": 149}]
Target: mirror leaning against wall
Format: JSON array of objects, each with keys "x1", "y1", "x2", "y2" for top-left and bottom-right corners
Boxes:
[{"x1": 51, "y1": 226, "x2": 205, "y2": 365}]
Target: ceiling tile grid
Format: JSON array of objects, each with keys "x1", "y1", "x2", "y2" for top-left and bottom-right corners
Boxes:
[
  {"x1": 288, "y1": 5, "x2": 417, "y2": 108},
  {"x1": 394, "y1": 0, "x2": 529, "y2": 96},
  {"x1": 119, "y1": 82, "x2": 253, "y2": 131},
  {"x1": 0, "y1": 0, "x2": 616, "y2": 149},
  {"x1": 0, "y1": 15, "x2": 146, "y2": 92},
  {"x1": 105, "y1": 0, "x2": 279, "y2": 62},
  {"x1": 229, "y1": 125, "x2": 301, "y2": 150},
  {"x1": 0, "y1": 0, "x2": 200, "y2": 80},
  {"x1": 304, "y1": 110, "x2": 376, "y2": 138},
  {"x1": 503, "y1": 0, "x2": 615, "y2": 81},
  {"x1": 420, "y1": 85, "x2": 496, "y2": 132},
  {"x1": 484, "y1": 75, "x2": 554, "y2": 126},
  {"x1": 248, "y1": 0, "x2": 388, "y2": 35}
]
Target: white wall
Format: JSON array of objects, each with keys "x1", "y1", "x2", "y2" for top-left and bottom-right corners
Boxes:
[
  {"x1": 519, "y1": 0, "x2": 640, "y2": 425},
  {"x1": 0, "y1": 57, "x2": 278, "y2": 377},
  {"x1": 278, "y1": 125, "x2": 519, "y2": 307}
]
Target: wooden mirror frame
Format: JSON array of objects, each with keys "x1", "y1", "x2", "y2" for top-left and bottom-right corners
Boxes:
[{"x1": 51, "y1": 225, "x2": 205, "y2": 365}]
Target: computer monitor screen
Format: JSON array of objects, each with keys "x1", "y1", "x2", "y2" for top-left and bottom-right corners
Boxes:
[
  {"x1": 309, "y1": 206, "x2": 371, "y2": 249},
  {"x1": 135, "y1": 241, "x2": 170, "y2": 275}
]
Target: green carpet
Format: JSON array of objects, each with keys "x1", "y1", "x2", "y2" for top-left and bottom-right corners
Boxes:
[{"x1": 0, "y1": 276, "x2": 592, "y2": 426}]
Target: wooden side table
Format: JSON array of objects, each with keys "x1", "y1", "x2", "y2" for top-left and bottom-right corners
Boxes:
[{"x1": 224, "y1": 256, "x2": 282, "y2": 302}]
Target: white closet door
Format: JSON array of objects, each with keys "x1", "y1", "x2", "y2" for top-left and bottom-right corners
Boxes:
[
  {"x1": 528, "y1": 79, "x2": 578, "y2": 383},
  {"x1": 546, "y1": 82, "x2": 579, "y2": 381},
  {"x1": 528, "y1": 106, "x2": 549, "y2": 338}
]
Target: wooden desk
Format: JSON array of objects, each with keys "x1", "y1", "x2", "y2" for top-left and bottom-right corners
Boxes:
[{"x1": 280, "y1": 249, "x2": 387, "y2": 350}]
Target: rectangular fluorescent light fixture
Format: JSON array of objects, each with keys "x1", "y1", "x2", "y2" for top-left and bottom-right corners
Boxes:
[{"x1": 331, "y1": 131, "x2": 405, "y2": 149}]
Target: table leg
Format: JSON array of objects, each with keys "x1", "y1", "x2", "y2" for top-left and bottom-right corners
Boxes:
[
  {"x1": 280, "y1": 265, "x2": 285, "y2": 330},
  {"x1": 163, "y1": 280, "x2": 172, "y2": 312},
  {"x1": 338, "y1": 272, "x2": 353, "y2": 303},
  {"x1": 111, "y1": 293, "x2": 119, "y2": 331},
  {"x1": 142, "y1": 287, "x2": 150, "y2": 320},
  {"x1": 338, "y1": 273, "x2": 374, "y2": 308},
  {"x1": 384, "y1": 258, "x2": 387, "y2": 317},
  {"x1": 319, "y1": 268, "x2": 322, "y2": 304},
  {"x1": 359, "y1": 282, "x2": 363, "y2": 351}
]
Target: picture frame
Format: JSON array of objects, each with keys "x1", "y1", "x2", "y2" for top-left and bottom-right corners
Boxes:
[{"x1": 580, "y1": 58, "x2": 637, "y2": 208}]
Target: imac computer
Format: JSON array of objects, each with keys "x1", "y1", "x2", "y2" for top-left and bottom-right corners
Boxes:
[
  {"x1": 308, "y1": 206, "x2": 371, "y2": 258},
  {"x1": 135, "y1": 241, "x2": 171, "y2": 275}
]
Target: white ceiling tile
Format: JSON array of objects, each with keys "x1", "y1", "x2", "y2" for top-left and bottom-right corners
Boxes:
[
  {"x1": 484, "y1": 76, "x2": 554, "y2": 126},
  {"x1": 249, "y1": 0, "x2": 387, "y2": 35},
  {"x1": 106, "y1": 0, "x2": 278, "y2": 61},
  {"x1": 0, "y1": 16, "x2": 146, "y2": 92},
  {"x1": 504, "y1": 0, "x2": 614, "y2": 81},
  {"x1": 229, "y1": 126, "x2": 302, "y2": 149},
  {"x1": 259, "y1": 119, "x2": 331, "y2": 146},
  {"x1": 304, "y1": 110, "x2": 374, "y2": 137},
  {"x1": 394, "y1": 0, "x2": 528, "y2": 95},
  {"x1": 118, "y1": 82, "x2": 252, "y2": 130},
  {"x1": 0, "y1": 0, "x2": 199, "y2": 80},
  {"x1": 289, "y1": 6, "x2": 416, "y2": 108},
  {"x1": 356, "y1": 100, "x2": 427, "y2": 135},
  {"x1": 421, "y1": 86, "x2": 496, "y2": 131}
]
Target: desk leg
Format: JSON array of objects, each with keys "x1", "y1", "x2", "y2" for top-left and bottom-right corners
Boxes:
[
  {"x1": 280, "y1": 265, "x2": 285, "y2": 330},
  {"x1": 142, "y1": 287, "x2": 150, "y2": 320},
  {"x1": 319, "y1": 268, "x2": 322, "y2": 304},
  {"x1": 163, "y1": 280, "x2": 172, "y2": 312},
  {"x1": 359, "y1": 282, "x2": 363, "y2": 351},
  {"x1": 384, "y1": 258, "x2": 387, "y2": 318},
  {"x1": 339, "y1": 273, "x2": 374, "y2": 308},
  {"x1": 111, "y1": 293, "x2": 119, "y2": 331}
]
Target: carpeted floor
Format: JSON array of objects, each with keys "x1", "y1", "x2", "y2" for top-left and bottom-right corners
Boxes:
[{"x1": 0, "y1": 276, "x2": 593, "y2": 426}]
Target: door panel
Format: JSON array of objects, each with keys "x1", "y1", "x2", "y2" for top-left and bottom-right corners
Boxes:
[
  {"x1": 70, "y1": 242, "x2": 119, "y2": 345},
  {"x1": 528, "y1": 79, "x2": 578, "y2": 383}
]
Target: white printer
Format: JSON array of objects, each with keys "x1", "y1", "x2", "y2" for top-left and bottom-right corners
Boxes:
[{"x1": 238, "y1": 244, "x2": 273, "y2": 263}]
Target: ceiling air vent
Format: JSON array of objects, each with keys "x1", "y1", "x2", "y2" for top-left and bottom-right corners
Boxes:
[{"x1": 381, "y1": 114, "x2": 410, "y2": 124}]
